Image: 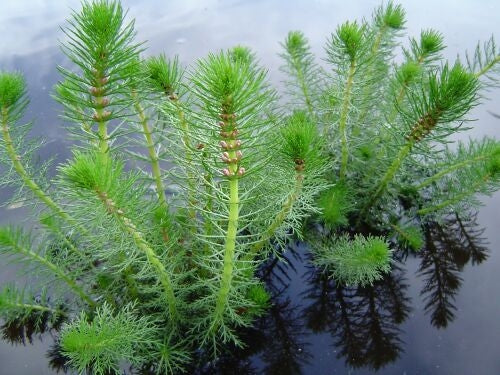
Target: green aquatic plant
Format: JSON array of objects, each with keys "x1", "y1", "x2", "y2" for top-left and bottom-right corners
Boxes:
[
  {"x1": 312, "y1": 234, "x2": 392, "y2": 286},
  {"x1": 0, "y1": 0, "x2": 499, "y2": 373}
]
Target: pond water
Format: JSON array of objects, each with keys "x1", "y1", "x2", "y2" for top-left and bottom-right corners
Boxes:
[{"x1": 1, "y1": 0, "x2": 499, "y2": 374}]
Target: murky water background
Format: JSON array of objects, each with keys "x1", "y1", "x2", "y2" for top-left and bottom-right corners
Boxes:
[{"x1": 1, "y1": 1, "x2": 499, "y2": 374}]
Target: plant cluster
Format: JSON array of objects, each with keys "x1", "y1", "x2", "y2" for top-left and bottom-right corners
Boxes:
[{"x1": 0, "y1": 1, "x2": 499, "y2": 373}]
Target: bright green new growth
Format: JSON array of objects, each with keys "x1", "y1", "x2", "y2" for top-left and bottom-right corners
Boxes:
[
  {"x1": 313, "y1": 234, "x2": 392, "y2": 286},
  {"x1": 420, "y1": 29, "x2": 445, "y2": 56},
  {"x1": 144, "y1": 54, "x2": 183, "y2": 96},
  {"x1": 280, "y1": 111, "x2": 320, "y2": 163},
  {"x1": 61, "y1": 303, "x2": 158, "y2": 375},
  {"x1": 336, "y1": 21, "x2": 364, "y2": 62},
  {"x1": 0, "y1": 0, "x2": 499, "y2": 373},
  {"x1": 229, "y1": 45, "x2": 256, "y2": 65},
  {"x1": 318, "y1": 183, "x2": 352, "y2": 228},
  {"x1": 0, "y1": 72, "x2": 25, "y2": 108},
  {"x1": 376, "y1": 1, "x2": 405, "y2": 29}
]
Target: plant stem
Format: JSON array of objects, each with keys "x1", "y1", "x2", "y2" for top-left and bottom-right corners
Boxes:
[
  {"x1": 474, "y1": 55, "x2": 500, "y2": 78},
  {"x1": 6, "y1": 238, "x2": 95, "y2": 307},
  {"x1": 4, "y1": 301, "x2": 63, "y2": 315},
  {"x1": 164, "y1": 96, "x2": 197, "y2": 223},
  {"x1": 132, "y1": 94, "x2": 168, "y2": 210},
  {"x1": 202, "y1": 151, "x2": 214, "y2": 254},
  {"x1": 339, "y1": 61, "x2": 356, "y2": 179},
  {"x1": 359, "y1": 142, "x2": 413, "y2": 220},
  {"x1": 1, "y1": 107, "x2": 76, "y2": 226},
  {"x1": 387, "y1": 54, "x2": 426, "y2": 125},
  {"x1": 246, "y1": 172, "x2": 304, "y2": 261},
  {"x1": 43, "y1": 222, "x2": 92, "y2": 266},
  {"x1": 357, "y1": 25, "x2": 387, "y2": 125},
  {"x1": 360, "y1": 103, "x2": 440, "y2": 222},
  {"x1": 289, "y1": 52, "x2": 314, "y2": 118},
  {"x1": 213, "y1": 175, "x2": 239, "y2": 324},
  {"x1": 417, "y1": 174, "x2": 490, "y2": 215},
  {"x1": 93, "y1": 70, "x2": 109, "y2": 159},
  {"x1": 97, "y1": 118, "x2": 108, "y2": 155},
  {"x1": 174, "y1": 99, "x2": 198, "y2": 222},
  {"x1": 212, "y1": 121, "x2": 242, "y2": 325},
  {"x1": 96, "y1": 190, "x2": 178, "y2": 322},
  {"x1": 416, "y1": 154, "x2": 489, "y2": 190}
]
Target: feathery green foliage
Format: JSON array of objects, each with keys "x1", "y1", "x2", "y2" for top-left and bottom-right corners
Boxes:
[
  {"x1": 392, "y1": 224, "x2": 425, "y2": 251},
  {"x1": 0, "y1": 72, "x2": 25, "y2": 108},
  {"x1": 312, "y1": 234, "x2": 392, "y2": 286},
  {"x1": 317, "y1": 183, "x2": 352, "y2": 228},
  {"x1": 0, "y1": 0, "x2": 499, "y2": 373},
  {"x1": 61, "y1": 303, "x2": 158, "y2": 375}
]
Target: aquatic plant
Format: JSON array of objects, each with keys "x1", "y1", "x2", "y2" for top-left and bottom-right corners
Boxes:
[{"x1": 0, "y1": 0, "x2": 498, "y2": 373}]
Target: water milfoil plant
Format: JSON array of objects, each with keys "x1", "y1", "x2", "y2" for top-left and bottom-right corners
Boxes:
[{"x1": 0, "y1": 1, "x2": 499, "y2": 373}]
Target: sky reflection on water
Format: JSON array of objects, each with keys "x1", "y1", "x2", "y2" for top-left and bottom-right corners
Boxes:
[{"x1": 0, "y1": 1, "x2": 499, "y2": 374}]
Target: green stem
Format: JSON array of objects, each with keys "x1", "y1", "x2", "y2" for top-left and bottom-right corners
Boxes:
[
  {"x1": 356, "y1": 25, "x2": 387, "y2": 125},
  {"x1": 3, "y1": 301, "x2": 62, "y2": 315},
  {"x1": 202, "y1": 152, "x2": 214, "y2": 255},
  {"x1": 389, "y1": 223, "x2": 414, "y2": 244},
  {"x1": 43, "y1": 223, "x2": 92, "y2": 266},
  {"x1": 175, "y1": 100, "x2": 198, "y2": 222},
  {"x1": 245, "y1": 172, "x2": 304, "y2": 262},
  {"x1": 133, "y1": 94, "x2": 168, "y2": 210},
  {"x1": 417, "y1": 175, "x2": 490, "y2": 215},
  {"x1": 213, "y1": 170, "x2": 239, "y2": 325},
  {"x1": 97, "y1": 117, "x2": 108, "y2": 156},
  {"x1": 1, "y1": 108, "x2": 75, "y2": 226},
  {"x1": 6, "y1": 239, "x2": 95, "y2": 307},
  {"x1": 360, "y1": 142, "x2": 413, "y2": 219},
  {"x1": 97, "y1": 191, "x2": 178, "y2": 322},
  {"x1": 289, "y1": 53, "x2": 314, "y2": 117},
  {"x1": 475, "y1": 55, "x2": 500, "y2": 78},
  {"x1": 416, "y1": 154, "x2": 489, "y2": 190},
  {"x1": 339, "y1": 61, "x2": 356, "y2": 179},
  {"x1": 386, "y1": 55, "x2": 426, "y2": 125},
  {"x1": 371, "y1": 26, "x2": 386, "y2": 54}
]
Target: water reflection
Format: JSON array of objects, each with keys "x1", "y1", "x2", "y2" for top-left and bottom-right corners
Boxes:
[
  {"x1": 418, "y1": 213, "x2": 488, "y2": 329},
  {"x1": 303, "y1": 263, "x2": 410, "y2": 371}
]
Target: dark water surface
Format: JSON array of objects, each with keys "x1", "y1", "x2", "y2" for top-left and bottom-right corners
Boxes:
[{"x1": 1, "y1": 1, "x2": 499, "y2": 374}]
